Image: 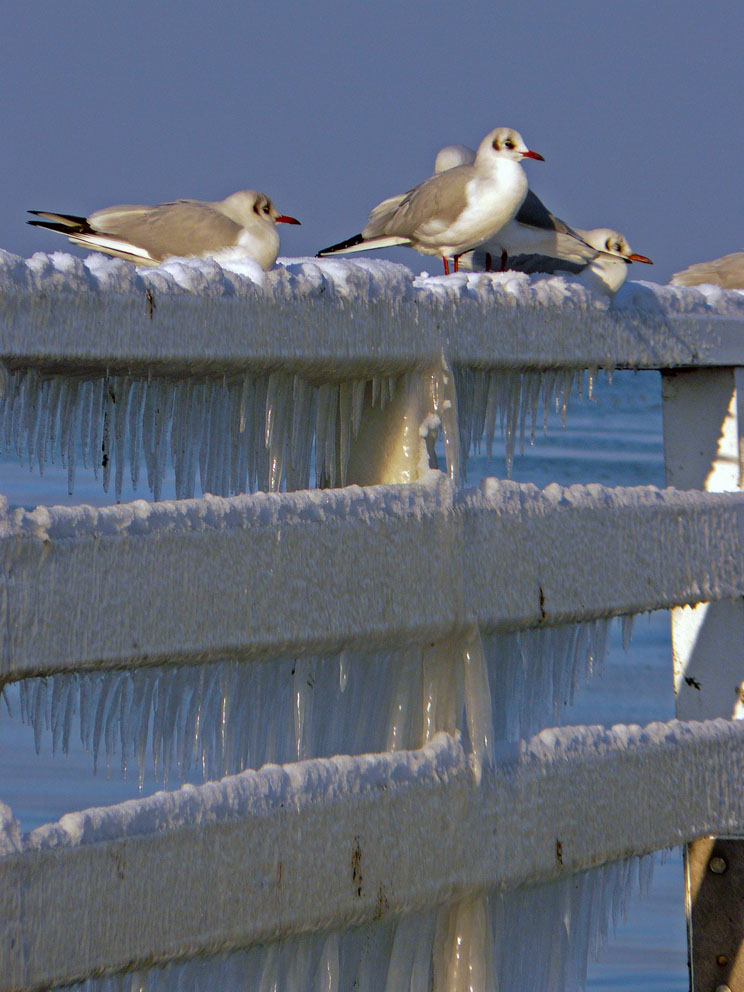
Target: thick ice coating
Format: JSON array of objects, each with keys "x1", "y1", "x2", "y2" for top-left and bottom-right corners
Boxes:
[{"x1": 2, "y1": 249, "x2": 743, "y2": 499}]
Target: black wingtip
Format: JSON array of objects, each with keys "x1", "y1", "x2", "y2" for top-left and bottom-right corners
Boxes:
[
  {"x1": 26, "y1": 211, "x2": 90, "y2": 231},
  {"x1": 26, "y1": 219, "x2": 77, "y2": 235},
  {"x1": 316, "y1": 233, "x2": 365, "y2": 257}
]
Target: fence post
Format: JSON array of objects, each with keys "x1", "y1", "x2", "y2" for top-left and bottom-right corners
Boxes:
[
  {"x1": 662, "y1": 367, "x2": 744, "y2": 992},
  {"x1": 345, "y1": 358, "x2": 460, "y2": 487}
]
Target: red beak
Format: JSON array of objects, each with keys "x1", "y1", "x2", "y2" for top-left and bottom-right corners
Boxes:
[
  {"x1": 522, "y1": 150, "x2": 545, "y2": 161},
  {"x1": 627, "y1": 253, "x2": 653, "y2": 264},
  {"x1": 276, "y1": 215, "x2": 301, "y2": 225}
]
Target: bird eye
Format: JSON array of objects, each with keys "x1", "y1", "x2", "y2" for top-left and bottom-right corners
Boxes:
[{"x1": 504, "y1": 139, "x2": 515, "y2": 149}]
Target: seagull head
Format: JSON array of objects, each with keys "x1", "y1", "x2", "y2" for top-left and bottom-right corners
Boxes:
[
  {"x1": 583, "y1": 228, "x2": 652, "y2": 265},
  {"x1": 220, "y1": 190, "x2": 300, "y2": 227},
  {"x1": 477, "y1": 128, "x2": 544, "y2": 165}
]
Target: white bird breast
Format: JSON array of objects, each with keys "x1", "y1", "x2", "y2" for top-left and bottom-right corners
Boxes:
[
  {"x1": 236, "y1": 223, "x2": 280, "y2": 270},
  {"x1": 427, "y1": 161, "x2": 528, "y2": 255}
]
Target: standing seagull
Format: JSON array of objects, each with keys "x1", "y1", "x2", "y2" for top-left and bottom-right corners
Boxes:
[
  {"x1": 434, "y1": 144, "x2": 597, "y2": 270},
  {"x1": 671, "y1": 252, "x2": 744, "y2": 290},
  {"x1": 434, "y1": 145, "x2": 652, "y2": 292},
  {"x1": 317, "y1": 127, "x2": 544, "y2": 274},
  {"x1": 27, "y1": 190, "x2": 300, "y2": 270}
]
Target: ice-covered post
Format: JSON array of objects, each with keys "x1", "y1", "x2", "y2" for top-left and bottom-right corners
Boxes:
[
  {"x1": 345, "y1": 356, "x2": 497, "y2": 988},
  {"x1": 344, "y1": 356, "x2": 460, "y2": 486},
  {"x1": 662, "y1": 367, "x2": 744, "y2": 992}
]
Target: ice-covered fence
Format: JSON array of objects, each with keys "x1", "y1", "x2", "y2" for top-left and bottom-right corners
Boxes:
[
  {"x1": 2, "y1": 250, "x2": 744, "y2": 498},
  {"x1": 2, "y1": 251, "x2": 744, "y2": 992},
  {"x1": 4, "y1": 722, "x2": 744, "y2": 992},
  {"x1": 2, "y1": 475, "x2": 744, "y2": 681}
]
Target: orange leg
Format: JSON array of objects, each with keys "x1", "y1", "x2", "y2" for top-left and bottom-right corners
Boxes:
[
  {"x1": 443, "y1": 258, "x2": 450, "y2": 275},
  {"x1": 485, "y1": 252, "x2": 493, "y2": 272},
  {"x1": 453, "y1": 255, "x2": 461, "y2": 273}
]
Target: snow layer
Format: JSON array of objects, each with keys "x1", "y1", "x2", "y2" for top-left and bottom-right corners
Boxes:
[
  {"x1": 2, "y1": 719, "x2": 743, "y2": 991},
  {"x1": 2, "y1": 250, "x2": 744, "y2": 376}
]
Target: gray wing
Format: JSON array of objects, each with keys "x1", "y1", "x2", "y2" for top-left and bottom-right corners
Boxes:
[
  {"x1": 363, "y1": 168, "x2": 471, "y2": 241},
  {"x1": 514, "y1": 190, "x2": 572, "y2": 232},
  {"x1": 89, "y1": 200, "x2": 243, "y2": 260},
  {"x1": 671, "y1": 251, "x2": 744, "y2": 289},
  {"x1": 515, "y1": 191, "x2": 597, "y2": 260},
  {"x1": 463, "y1": 246, "x2": 587, "y2": 275},
  {"x1": 507, "y1": 253, "x2": 586, "y2": 275}
]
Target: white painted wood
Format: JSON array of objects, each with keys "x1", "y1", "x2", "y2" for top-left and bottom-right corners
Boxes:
[
  {"x1": 662, "y1": 370, "x2": 739, "y2": 493},
  {"x1": 4, "y1": 720, "x2": 744, "y2": 992},
  {"x1": 662, "y1": 369, "x2": 744, "y2": 721}
]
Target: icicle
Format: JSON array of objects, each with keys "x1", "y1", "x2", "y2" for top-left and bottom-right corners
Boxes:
[
  {"x1": 484, "y1": 617, "x2": 616, "y2": 742},
  {"x1": 621, "y1": 614, "x2": 635, "y2": 650},
  {"x1": 430, "y1": 357, "x2": 461, "y2": 484},
  {"x1": 317, "y1": 932, "x2": 340, "y2": 992},
  {"x1": 128, "y1": 377, "x2": 144, "y2": 491},
  {"x1": 462, "y1": 630, "x2": 494, "y2": 782},
  {"x1": 337, "y1": 381, "x2": 353, "y2": 486},
  {"x1": 287, "y1": 375, "x2": 314, "y2": 491},
  {"x1": 265, "y1": 372, "x2": 292, "y2": 492},
  {"x1": 101, "y1": 380, "x2": 114, "y2": 493}
]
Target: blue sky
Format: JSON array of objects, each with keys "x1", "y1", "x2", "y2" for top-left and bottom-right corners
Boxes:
[{"x1": 2, "y1": 1, "x2": 742, "y2": 281}]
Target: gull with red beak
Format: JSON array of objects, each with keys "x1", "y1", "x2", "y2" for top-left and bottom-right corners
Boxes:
[
  {"x1": 502, "y1": 228, "x2": 653, "y2": 295},
  {"x1": 317, "y1": 127, "x2": 544, "y2": 274},
  {"x1": 433, "y1": 145, "x2": 653, "y2": 292},
  {"x1": 434, "y1": 144, "x2": 599, "y2": 271},
  {"x1": 28, "y1": 190, "x2": 300, "y2": 270},
  {"x1": 463, "y1": 221, "x2": 653, "y2": 295}
]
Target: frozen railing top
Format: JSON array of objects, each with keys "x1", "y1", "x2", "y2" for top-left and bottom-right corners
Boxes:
[{"x1": 1, "y1": 249, "x2": 744, "y2": 377}]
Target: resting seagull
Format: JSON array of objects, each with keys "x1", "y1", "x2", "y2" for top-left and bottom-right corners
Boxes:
[
  {"x1": 671, "y1": 252, "x2": 744, "y2": 290},
  {"x1": 317, "y1": 127, "x2": 544, "y2": 274},
  {"x1": 503, "y1": 227, "x2": 653, "y2": 295},
  {"x1": 28, "y1": 190, "x2": 300, "y2": 270}
]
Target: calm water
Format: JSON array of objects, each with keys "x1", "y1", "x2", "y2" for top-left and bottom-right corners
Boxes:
[{"x1": 0, "y1": 369, "x2": 687, "y2": 989}]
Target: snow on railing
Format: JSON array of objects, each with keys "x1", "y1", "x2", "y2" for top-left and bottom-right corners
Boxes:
[
  {"x1": 2, "y1": 249, "x2": 744, "y2": 498},
  {"x1": 2, "y1": 252, "x2": 744, "y2": 992}
]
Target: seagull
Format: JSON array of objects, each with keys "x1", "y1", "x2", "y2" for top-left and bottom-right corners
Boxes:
[
  {"x1": 671, "y1": 252, "x2": 744, "y2": 290},
  {"x1": 317, "y1": 127, "x2": 544, "y2": 274},
  {"x1": 433, "y1": 144, "x2": 598, "y2": 271},
  {"x1": 27, "y1": 190, "x2": 300, "y2": 270},
  {"x1": 463, "y1": 224, "x2": 652, "y2": 294},
  {"x1": 433, "y1": 145, "x2": 652, "y2": 292},
  {"x1": 502, "y1": 227, "x2": 653, "y2": 295}
]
